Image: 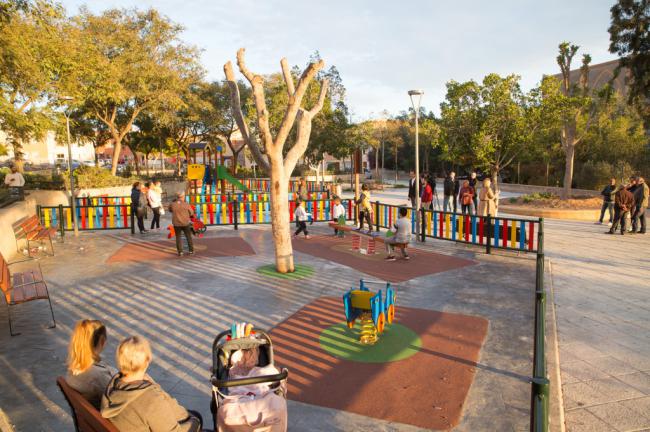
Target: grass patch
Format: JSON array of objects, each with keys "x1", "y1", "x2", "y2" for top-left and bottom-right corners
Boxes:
[{"x1": 256, "y1": 264, "x2": 314, "y2": 280}]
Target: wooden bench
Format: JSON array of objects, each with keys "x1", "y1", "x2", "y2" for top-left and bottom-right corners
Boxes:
[
  {"x1": 1, "y1": 252, "x2": 56, "y2": 336},
  {"x1": 57, "y1": 377, "x2": 119, "y2": 432},
  {"x1": 328, "y1": 222, "x2": 409, "y2": 256},
  {"x1": 12, "y1": 215, "x2": 57, "y2": 257},
  {"x1": 57, "y1": 377, "x2": 211, "y2": 432}
]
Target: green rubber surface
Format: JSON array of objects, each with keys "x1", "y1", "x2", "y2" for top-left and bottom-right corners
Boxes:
[
  {"x1": 256, "y1": 264, "x2": 314, "y2": 279},
  {"x1": 319, "y1": 321, "x2": 421, "y2": 363}
]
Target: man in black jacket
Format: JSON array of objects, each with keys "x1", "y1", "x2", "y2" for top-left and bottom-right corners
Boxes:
[
  {"x1": 443, "y1": 172, "x2": 459, "y2": 213},
  {"x1": 407, "y1": 171, "x2": 417, "y2": 208},
  {"x1": 597, "y1": 178, "x2": 616, "y2": 225}
]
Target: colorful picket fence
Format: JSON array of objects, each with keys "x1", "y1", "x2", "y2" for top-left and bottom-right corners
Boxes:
[
  {"x1": 240, "y1": 179, "x2": 332, "y2": 193},
  {"x1": 75, "y1": 196, "x2": 131, "y2": 206},
  {"x1": 186, "y1": 191, "x2": 330, "y2": 205},
  {"x1": 372, "y1": 202, "x2": 540, "y2": 253},
  {"x1": 191, "y1": 198, "x2": 354, "y2": 226},
  {"x1": 38, "y1": 204, "x2": 132, "y2": 231}
]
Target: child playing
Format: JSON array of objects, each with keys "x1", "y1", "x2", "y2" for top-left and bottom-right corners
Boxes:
[
  {"x1": 385, "y1": 207, "x2": 412, "y2": 261},
  {"x1": 355, "y1": 184, "x2": 374, "y2": 232},
  {"x1": 293, "y1": 200, "x2": 311, "y2": 239},
  {"x1": 331, "y1": 196, "x2": 346, "y2": 236}
]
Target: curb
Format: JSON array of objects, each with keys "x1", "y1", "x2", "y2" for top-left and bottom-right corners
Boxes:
[{"x1": 546, "y1": 259, "x2": 566, "y2": 432}]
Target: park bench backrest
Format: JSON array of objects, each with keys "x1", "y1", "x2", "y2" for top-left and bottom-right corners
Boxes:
[
  {"x1": 11, "y1": 217, "x2": 29, "y2": 241},
  {"x1": 56, "y1": 377, "x2": 119, "y2": 432},
  {"x1": 0, "y1": 253, "x2": 9, "y2": 303},
  {"x1": 21, "y1": 215, "x2": 41, "y2": 233}
]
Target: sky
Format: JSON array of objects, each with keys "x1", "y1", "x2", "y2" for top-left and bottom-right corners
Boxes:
[{"x1": 60, "y1": 0, "x2": 619, "y2": 120}]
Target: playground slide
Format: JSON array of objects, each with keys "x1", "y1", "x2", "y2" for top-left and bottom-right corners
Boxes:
[{"x1": 216, "y1": 165, "x2": 250, "y2": 192}]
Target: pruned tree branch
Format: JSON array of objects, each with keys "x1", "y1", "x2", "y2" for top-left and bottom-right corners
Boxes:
[
  {"x1": 280, "y1": 58, "x2": 295, "y2": 97},
  {"x1": 308, "y1": 79, "x2": 330, "y2": 116},
  {"x1": 223, "y1": 60, "x2": 270, "y2": 172}
]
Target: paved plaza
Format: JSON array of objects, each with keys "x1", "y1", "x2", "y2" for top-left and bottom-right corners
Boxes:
[{"x1": 0, "y1": 218, "x2": 536, "y2": 431}]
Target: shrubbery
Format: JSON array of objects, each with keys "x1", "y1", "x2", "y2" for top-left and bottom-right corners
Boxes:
[
  {"x1": 0, "y1": 167, "x2": 65, "y2": 189},
  {"x1": 63, "y1": 166, "x2": 141, "y2": 190}
]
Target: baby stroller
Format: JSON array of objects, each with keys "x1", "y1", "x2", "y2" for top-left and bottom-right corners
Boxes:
[
  {"x1": 210, "y1": 328, "x2": 288, "y2": 432},
  {"x1": 167, "y1": 215, "x2": 207, "y2": 239}
]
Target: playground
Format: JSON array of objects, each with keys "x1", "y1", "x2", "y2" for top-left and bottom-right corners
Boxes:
[{"x1": 0, "y1": 203, "x2": 538, "y2": 431}]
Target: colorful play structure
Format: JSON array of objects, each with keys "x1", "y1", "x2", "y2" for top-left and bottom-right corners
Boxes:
[
  {"x1": 342, "y1": 279, "x2": 396, "y2": 345},
  {"x1": 186, "y1": 142, "x2": 251, "y2": 195}
]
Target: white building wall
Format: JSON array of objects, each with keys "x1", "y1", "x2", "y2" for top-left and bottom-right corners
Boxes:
[{"x1": 0, "y1": 130, "x2": 95, "y2": 165}]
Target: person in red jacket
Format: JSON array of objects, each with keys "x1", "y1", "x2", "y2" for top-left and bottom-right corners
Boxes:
[
  {"x1": 459, "y1": 180, "x2": 475, "y2": 215},
  {"x1": 420, "y1": 176, "x2": 434, "y2": 210}
]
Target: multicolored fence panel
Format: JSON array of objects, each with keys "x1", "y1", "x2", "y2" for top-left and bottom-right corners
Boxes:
[
  {"x1": 186, "y1": 191, "x2": 329, "y2": 205},
  {"x1": 191, "y1": 199, "x2": 354, "y2": 226},
  {"x1": 75, "y1": 196, "x2": 132, "y2": 207},
  {"x1": 373, "y1": 202, "x2": 540, "y2": 253},
  {"x1": 38, "y1": 205, "x2": 132, "y2": 231},
  {"x1": 239, "y1": 179, "x2": 332, "y2": 193}
]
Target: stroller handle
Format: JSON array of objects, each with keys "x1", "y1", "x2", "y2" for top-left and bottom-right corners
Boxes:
[
  {"x1": 211, "y1": 329, "x2": 274, "y2": 374},
  {"x1": 211, "y1": 369, "x2": 288, "y2": 388}
]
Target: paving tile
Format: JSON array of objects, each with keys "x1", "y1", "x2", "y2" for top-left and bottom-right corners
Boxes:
[
  {"x1": 619, "y1": 396, "x2": 650, "y2": 420},
  {"x1": 615, "y1": 372, "x2": 650, "y2": 395},
  {"x1": 587, "y1": 401, "x2": 650, "y2": 431},
  {"x1": 582, "y1": 355, "x2": 640, "y2": 376},
  {"x1": 561, "y1": 359, "x2": 609, "y2": 384},
  {"x1": 563, "y1": 377, "x2": 644, "y2": 409},
  {"x1": 561, "y1": 342, "x2": 610, "y2": 360},
  {"x1": 564, "y1": 408, "x2": 614, "y2": 432}
]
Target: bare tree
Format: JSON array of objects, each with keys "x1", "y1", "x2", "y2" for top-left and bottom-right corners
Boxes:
[{"x1": 224, "y1": 49, "x2": 329, "y2": 273}]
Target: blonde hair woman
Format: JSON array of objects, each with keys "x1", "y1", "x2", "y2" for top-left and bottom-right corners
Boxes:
[
  {"x1": 65, "y1": 320, "x2": 116, "y2": 409},
  {"x1": 478, "y1": 178, "x2": 498, "y2": 217},
  {"x1": 101, "y1": 336, "x2": 202, "y2": 432}
]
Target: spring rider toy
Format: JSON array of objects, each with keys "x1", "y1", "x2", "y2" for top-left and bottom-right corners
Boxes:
[{"x1": 342, "y1": 279, "x2": 396, "y2": 345}]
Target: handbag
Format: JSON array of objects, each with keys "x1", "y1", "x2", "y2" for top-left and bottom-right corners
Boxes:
[{"x1": 159, "y1": 207, "x2": 165, "y2": 216}]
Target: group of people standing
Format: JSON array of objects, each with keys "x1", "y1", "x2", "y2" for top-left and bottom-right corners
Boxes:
[
  {"x1": 130, "y1": 181, "x2": 164, "y2": 234},
  {"x1": 600, "y1": 176, "x2": 648, "y2": 235},
  {"x1": 408, "y1": 170, "x2": 499, "y2": 217}
]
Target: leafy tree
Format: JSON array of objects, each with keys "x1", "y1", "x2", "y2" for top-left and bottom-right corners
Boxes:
[
  {"x1": 64, "y1": 7, "x2": 202, "y2": 175},
  {"x1": 0, "y1": 0, "x2": 65, "y2": 171},
  {"x1": 551, "y1": 42, "x2": 598, "y2": 198},
  {"x1": 609, "y1": 0, "x2": 650, "y2": 126}
]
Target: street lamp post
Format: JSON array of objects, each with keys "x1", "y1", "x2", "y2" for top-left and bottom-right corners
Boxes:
[
  {"x1": 62, "y1": 100, "x2": 79, "y2": 237},
  {"x1": 408, "y1": 89, "x2": 424, "y2": 239}
]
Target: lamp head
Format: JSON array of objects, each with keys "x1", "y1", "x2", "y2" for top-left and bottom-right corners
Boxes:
[{"x1": 408, "y1": 89, "x2": 424, "y2": 110}]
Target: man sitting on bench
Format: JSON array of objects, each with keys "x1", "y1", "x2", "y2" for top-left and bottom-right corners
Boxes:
[{"x1": 385, "y1": 207, "x2": 411, "y2": 261}]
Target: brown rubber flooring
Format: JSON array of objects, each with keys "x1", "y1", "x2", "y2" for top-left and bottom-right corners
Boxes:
[
  {"x1": 268, "y1": 296, "x2": 489, "y2": 430},
  {"x1": 292, "y1": 234, "x2": 476, "y2": 282},
  {"x1": 106, "y1": 236, "x2": 255, "y2": 263}
]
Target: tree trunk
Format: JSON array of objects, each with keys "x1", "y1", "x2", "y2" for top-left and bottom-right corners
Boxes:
[
  {"x1": 491, "y1": 169, "x2": 499, "y2": 193},
  {"x1": 231, "y1": 148, "x2": 242, "y2": 175},
  {"x1": 12, "y1": 142, "x2": 24, "y2": 172},
  {"x1": 374, "y1": 147, "x2": 379, "y2": 179},
  {"x1": 110, "y1": 137, "x2": 122, "y2": 176},
  {"x1": 269, "y1": 167, "x2": 294, "y2": 273},
  {"x1": 562, "y1": 144, "x2": 575, "y2": 199},
  {"x1": 145, "y1": 155, "x2": 150, "y2": 176},
  {"x1": 94, "y1": 145, "x2": 100, "y2": 167},
  {"x1": 134, "y1": 153, "x2": 141, "y2": 176},
  {"x1": 176, "y1": 148, "x2": 181, "y2": 176}
]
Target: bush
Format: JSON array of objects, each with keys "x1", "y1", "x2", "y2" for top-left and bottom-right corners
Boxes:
[
  {"x1": 574, "y1": 161, "x2": 616, "y2": 190},
  {"x1": 522, "y1": 192, "x2": 557, "y2": 203},
  {"x1": 64, "y1": 166, "x2": 141, "y2": 190}
]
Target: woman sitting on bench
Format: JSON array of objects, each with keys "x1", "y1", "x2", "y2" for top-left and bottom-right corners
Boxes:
[
  {"x1": 65, "y1": 320, "x2": 117, "y2": 409},
  {"x1": 101, "y1": 336, "x2": 202, "y2": 432},
  {"x1": 385, "y1": 207, "x2": 412, "y2": 261}
]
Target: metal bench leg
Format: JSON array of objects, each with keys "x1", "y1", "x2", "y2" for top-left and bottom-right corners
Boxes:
[
  {"x1": 7, "y1": 303, "x2": 19, "y2": 336},
  {"x1": 44, "y1": 284, "x2": 56, "y2": 329},
  {"x1": 47, "y1": 235, "x2": 55, "y2": 256}
]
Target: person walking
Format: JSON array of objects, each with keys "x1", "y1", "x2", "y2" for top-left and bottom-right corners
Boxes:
[
  {"x1": 608, "y1": 184, "x2": 635, "y2": 235},
  {"x1": 147, "y1": 181, "x2": 163, "y2": 230},
  {"x1": 478, "y1": 178, "x2": 497, "y2": 217},
  {"x1": 459, "y1": 180, "x2": 475, "y2": 215},
  {"x1": 169, "y1": 192, "x2": 195, "y2": 256},
  {"x1": 596, "y1": 178, "x2": 617, "y2": 225},
  {"x1": 131, "y1": 182, "x2": 147, "y2": 234},
  {"x1": 632, "y1": 176, "x2": 648, "y2": 234},
  {"x1": 407, "y1": 171, "x2": 417, "y2": 208},
  {"x1": 443, "y1": 171, "x2": 459, "y2": 213}
]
